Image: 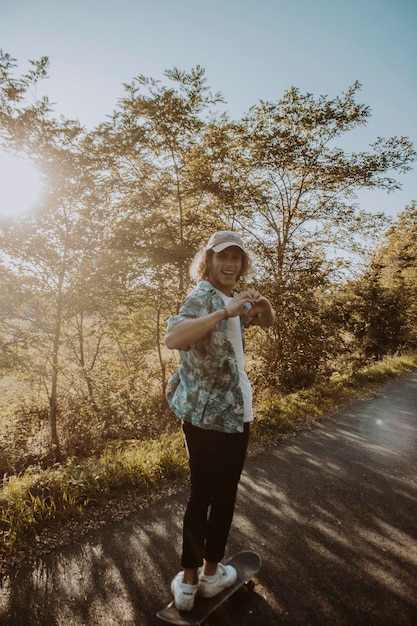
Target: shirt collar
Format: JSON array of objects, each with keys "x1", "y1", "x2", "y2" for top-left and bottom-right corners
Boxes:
[{"x1": 198, "y1": 279, "x2": 236, "y2": 297}]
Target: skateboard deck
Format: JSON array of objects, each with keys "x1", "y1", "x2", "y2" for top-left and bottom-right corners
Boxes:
[{"x1": 157, "y1": 550, "x2": 262, "y2": 625}]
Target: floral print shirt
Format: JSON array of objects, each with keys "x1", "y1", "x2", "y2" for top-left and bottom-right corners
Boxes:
[{"x1": 166, "y1": 280, "x2": 251, "y2": 433}]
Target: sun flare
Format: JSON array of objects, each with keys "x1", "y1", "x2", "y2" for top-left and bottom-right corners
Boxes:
[{"x1": 0, "y1": 155, "x2": 43, "y2": 218}]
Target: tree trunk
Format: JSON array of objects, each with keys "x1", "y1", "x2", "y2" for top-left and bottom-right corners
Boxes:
[
  {"x1": 48, "y1": 266, "x2": 65, "y2": 462},
  {"x1": 156, "y1": 306, "x2": 167, "y2": 403}
]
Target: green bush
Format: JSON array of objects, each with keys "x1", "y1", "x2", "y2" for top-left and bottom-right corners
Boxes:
[{"x1": 0, "y1": 403, "x2": 50, "y2": 475}]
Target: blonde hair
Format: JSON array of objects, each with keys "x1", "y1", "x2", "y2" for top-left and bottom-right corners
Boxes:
[{"x1": 189, "y1": 246, "x2": 253, "y2": 283}]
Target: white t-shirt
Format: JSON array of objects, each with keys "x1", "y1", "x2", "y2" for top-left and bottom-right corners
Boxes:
[{"x1": 218, "y1": 292, "x2": 254, "y2": 423}]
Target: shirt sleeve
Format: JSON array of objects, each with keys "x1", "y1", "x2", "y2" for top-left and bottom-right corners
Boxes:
[{"x1": 167, "y1": 288, "x2": 212, "y2": 331}]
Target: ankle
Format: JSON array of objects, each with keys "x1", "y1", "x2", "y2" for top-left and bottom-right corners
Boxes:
[
  {"x1": 203, "y1": 561, "x2": 218, "y2": 577},
  {"x1": 183, "y1": 568, "x2": 199, "y2": 586}
]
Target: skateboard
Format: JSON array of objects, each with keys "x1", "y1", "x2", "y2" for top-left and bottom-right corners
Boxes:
[{"x1": 157, "y1": 550, "x2": 262, "y2": 625}]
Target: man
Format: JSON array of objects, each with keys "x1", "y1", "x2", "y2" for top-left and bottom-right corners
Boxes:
[{"x1": 165, "y1": 230, "x2": 275, "y2": 611}]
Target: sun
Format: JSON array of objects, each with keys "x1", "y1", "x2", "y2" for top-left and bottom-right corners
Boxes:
[{"x1": 0, "y1": 154, "x2": 44, "y2": 218}]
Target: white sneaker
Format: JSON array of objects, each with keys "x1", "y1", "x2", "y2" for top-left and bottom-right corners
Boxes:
[
  {"x1": 198, "y1": 563, "x2": 237, "y2": 598},
  {"x1": 171, "y1": 571, "x2": 198, "y2": 611}
]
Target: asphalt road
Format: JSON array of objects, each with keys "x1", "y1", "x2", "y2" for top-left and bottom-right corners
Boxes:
[{"x1": 1, "y1": 371, "x2": 416, "y2": 626}]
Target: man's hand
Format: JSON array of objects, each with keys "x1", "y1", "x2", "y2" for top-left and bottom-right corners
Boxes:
[
  {"x1": 243, "y1": 289, "x2": 275, "y2": 327},
  {"x1": 225, "y1": 291, "x2": 256, "y2": 318}
]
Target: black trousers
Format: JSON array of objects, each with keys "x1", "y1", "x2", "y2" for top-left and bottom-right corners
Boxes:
[{"x1": 181, "y1": 420, "x2": 250, "y2": 569}]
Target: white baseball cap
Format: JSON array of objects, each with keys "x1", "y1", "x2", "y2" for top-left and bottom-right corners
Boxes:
[{"x1": 205, "y1": 230, "x2": 247, "y2": 254}]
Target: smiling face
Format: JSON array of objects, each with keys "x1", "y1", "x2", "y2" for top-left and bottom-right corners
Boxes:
[{"x1": 206, "y1": 245, "x2": 243, "y2": 295}]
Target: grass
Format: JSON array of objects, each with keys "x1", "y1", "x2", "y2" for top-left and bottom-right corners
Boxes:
[
  {"x1": 1, "y1": 352, "x2": 416, "y2": 558},
  {"x1": 1, "y1": 431, "x2": 188, "y2": 552}
]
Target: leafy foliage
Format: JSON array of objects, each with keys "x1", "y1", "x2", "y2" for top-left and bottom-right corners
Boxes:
[{"x1": 327, "y1": 203, "x2": 417, "y2": 363}]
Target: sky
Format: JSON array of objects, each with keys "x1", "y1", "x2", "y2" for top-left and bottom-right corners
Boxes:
[{"x1": 1, "y1": 0, "x2": 416, "y2": 219}]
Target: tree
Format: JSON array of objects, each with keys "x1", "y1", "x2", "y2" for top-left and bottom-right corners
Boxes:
[
  {"x1": 372, "y1": 202, "x2": 417, "y2": 348},
  {"x1": 190, "y1": 82, "x2": 416, "y2": 388},
  {"x1": 325, "y1": 204, "x2": 416, "y2": 365},
  {"x1": 0, "y1": 51, "x2": 115, "y2": 459},
  {"x1": 89, "y1": 66, "x2": 228, "y2": 399},
  {"x1": 195, "y1": 82, "x2": 416, "y2": 283},
  {"x1": 98, "y1": 65, "x2": 224, "y2": 291}
]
